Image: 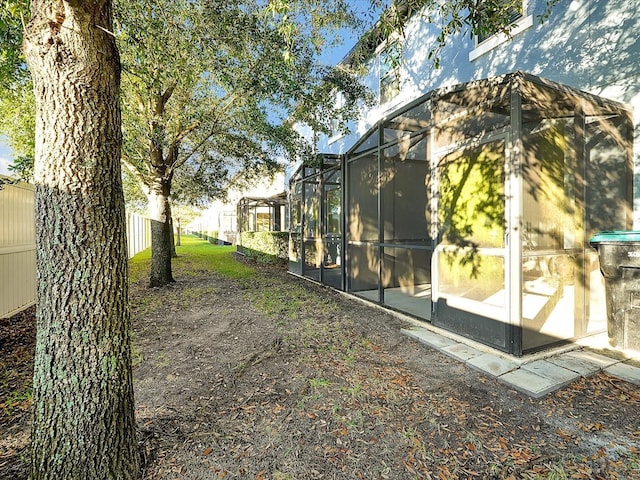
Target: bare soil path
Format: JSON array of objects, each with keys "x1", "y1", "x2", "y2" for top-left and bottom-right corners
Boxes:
[{"x1": 2, "y1": 237, "x2": 640, "y2": 479}]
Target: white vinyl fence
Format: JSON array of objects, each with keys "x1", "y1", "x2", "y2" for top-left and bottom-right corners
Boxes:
[
  {"x1": 1, "y1": 181, "x2": 152, "y2": 318},
  {"x1": 127, "y1": 212, "x2": 151, "y2": 259},
  {"x1": 0, "y1": 181, "x2": 36, "y2": 319}
]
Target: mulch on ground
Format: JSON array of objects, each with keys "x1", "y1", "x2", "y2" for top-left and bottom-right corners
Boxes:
[{"x1": 1, "y1": 253, "x2": 639, "y2": 479}]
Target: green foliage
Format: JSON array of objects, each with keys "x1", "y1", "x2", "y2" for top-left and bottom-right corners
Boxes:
[
  {"x1": 0, "y1": 0, "x2": 29, "y2": 86},
  {"x1": 171, "y1": 204, "x2": 201, "y2": 232},
  {"x1": 0, "y1": 74, "x2": 35, "y2": 181},
  {"x1": 438, "y1": 142, "x2": 505, "y2": 277},
  {"x1": 0, "y1": 1, "x2": 34, "y2": 180},
  {"x1": 239, "y1": 231, "x2": 289, "y2": 263},
  {"x1": 115, "y1": 0, "x2": 368, "y2": 212}
]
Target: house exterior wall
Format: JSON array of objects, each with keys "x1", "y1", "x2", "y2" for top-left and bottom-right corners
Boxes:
[{"x1": 320, "y1": 0, "x2": 640, "y2": 222}]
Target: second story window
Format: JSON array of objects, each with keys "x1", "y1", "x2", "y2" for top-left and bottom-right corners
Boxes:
[
  {"x1": 476, "y1": 0, "x2": 524, "y2": 44},
  {"x1": 379, "y1": 42, "x2": 401, "y2": 104}
]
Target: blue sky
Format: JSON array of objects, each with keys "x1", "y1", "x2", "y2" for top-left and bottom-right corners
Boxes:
[{"x1": 0, "y1": 138, "x2": 11, "y2": 176}]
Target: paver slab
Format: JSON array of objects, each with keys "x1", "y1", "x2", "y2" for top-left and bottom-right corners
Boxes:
[
  {"x1": 604, "y1": 362, "x2": 640, "y2": 385},
  {"x1": 547, "y1": 350, "x2": 616, "y2": 377},
  {"x1": 401, "y1": 327, "x2": 458, "y2": 350},
  {"x1": 467, "y1": 353, "x2": 519, "y2": 377},
  {"x1": 568, "y1": 349, "x2": 620, "y2": 368},
  {"x1": 498, "y1": 368, "x2": 562, "y2": 398},
  {"x1": 441, "y1": 343, "x2": 483, "y2": 362},
  {"x1": 521, "y1": 359, "x2": 580, "y2": 386}
]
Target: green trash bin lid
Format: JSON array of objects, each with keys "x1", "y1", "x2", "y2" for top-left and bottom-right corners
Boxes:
[{"x1": 589, "y1": 230, "x2": 640, "y2": 245}]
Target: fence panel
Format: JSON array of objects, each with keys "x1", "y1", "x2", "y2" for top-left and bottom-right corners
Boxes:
[
  {"x1": 0, "y1": 182, "x2": 36, "y2": 318},
  {"x1": 1, "y1": 183, "x2": 151, "y2": 318},
  {"x1": 126, "y1": 212, "x2": 151, "y2": 258}
]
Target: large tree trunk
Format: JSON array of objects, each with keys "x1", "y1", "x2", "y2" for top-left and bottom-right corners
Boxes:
[
  {"x1": 23, "y1": 1, "x2": 138, "y2": 479},
  {"x1": 148, "y1": 182, "x2": 175, "y2": 287}
]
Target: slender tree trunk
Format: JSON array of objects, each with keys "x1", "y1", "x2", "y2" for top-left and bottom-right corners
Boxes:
[
  {"x1": 170, "y1": 218, "x2": 177, "y2": 256},
  {"x1": 23, "y1": 1, "x2": 138, "y2": 479},
  {"x1": 148, "y1": 182, "x2": 175, "y2": 287},
  {"x1": 168, "y1": 201, "x2": 177, "y2": 258},
  {"x1": 176, "y1": 218, "x2": 182, "y2": 247}
]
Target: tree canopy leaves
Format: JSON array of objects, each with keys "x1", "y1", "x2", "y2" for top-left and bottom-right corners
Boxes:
[
  {"x1": 116, "y1": 0, "x2": 368, "y2": 207},
  {"x1": 0, "y1": 0, "x2": 29, "y2": 86},
  {"x1": 0, "y1": 0, "x2": 560, "y2": 188}
]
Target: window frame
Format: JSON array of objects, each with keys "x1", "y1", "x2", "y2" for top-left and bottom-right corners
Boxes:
[
  {"x1": 469, "y1": 0, "x2": 533, "y2": 62},
  {"x1": 378, "y1": 40, "x2": 401, "y2": 105}
]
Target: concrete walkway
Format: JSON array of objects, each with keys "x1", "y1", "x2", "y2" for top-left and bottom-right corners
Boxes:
[{"x1": 402, "y1": 325, "x2": 640, "y2": 398}]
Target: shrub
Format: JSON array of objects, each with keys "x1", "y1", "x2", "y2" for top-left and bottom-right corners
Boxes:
[{"x1": 238, "y1": 231, "x2": 289, "y2": 265}]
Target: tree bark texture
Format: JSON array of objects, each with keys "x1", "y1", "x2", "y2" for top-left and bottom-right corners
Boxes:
[
  {"x1": 23, "y1": 1, "x2": 138, "y2": 479},
  {"x1": 148, "y1": 184, "x2": 175, "y2": 287}
]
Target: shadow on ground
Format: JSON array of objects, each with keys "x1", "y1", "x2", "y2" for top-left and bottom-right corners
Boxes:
[{"x1": 2, "y1": 245, "x2": 639, "y2": 479}]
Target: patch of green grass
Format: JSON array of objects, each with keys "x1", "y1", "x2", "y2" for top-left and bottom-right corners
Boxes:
[
  {"x1": 401, "y1": 426, "x2": 420, "y2": 440},
  {"x1": 309, "y1": 377, "x2": 331, "y2": 388},
  {"x1": 342, "y1": 348, "x2": 357, "y2": 367},
  {"x1": 253, "y1": 284, "x2": 308, "y2": 318},
  {"x1": 155, "y1": 352, "x2": 170, "y2": 368},
  {"x1": 129, "y1": 248, "x2": 151, "y2": 284},
  {"x1": 344, "y1": 383, "x2": 363, "y2": 398},
  {"x1": 129, "y1": 235, "x2": 255, "y2": 284},
  {"x1": 251, "y1": 281, "x2": 338, "y2": 320},
  {"x1": 174, "y1": 236, "x2": 254, "y2": 279},
  {"x1": 628, "y1": 452, "x2": 640, "y2": 472},
  {"x1": 346, "y1": 410, "x2": 365, "y2": 429}
]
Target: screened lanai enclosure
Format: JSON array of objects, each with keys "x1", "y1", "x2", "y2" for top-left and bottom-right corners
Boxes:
[
  {"x1": 289, "y1": 72, "x2": 633, "y2": 355},
  {"x1": 237, "y1": 194, "x2": 286, "y2": 234}
]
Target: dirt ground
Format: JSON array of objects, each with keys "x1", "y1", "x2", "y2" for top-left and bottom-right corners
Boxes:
[{"x1": 2, "y1": 248, "x2": 640, "y2": 479}]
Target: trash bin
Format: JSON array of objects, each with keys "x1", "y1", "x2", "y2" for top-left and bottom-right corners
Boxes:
[{"x1": 589, "y1": 231, "x2": 640, "y2": 351}]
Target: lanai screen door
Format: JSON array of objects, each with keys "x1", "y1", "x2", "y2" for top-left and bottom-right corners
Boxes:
[{"x1": 433, "y1": 136, "x2": 511, "y2": 350}]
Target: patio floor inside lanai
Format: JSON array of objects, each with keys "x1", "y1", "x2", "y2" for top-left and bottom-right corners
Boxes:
[{"x1": 356, "y1": 283, "x2": 432, "y2": 320}]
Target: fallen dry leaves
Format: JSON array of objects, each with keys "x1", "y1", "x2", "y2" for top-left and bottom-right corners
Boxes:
[{"x1": 3, "y1": 261, "x2": 640, "y2": 480}]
